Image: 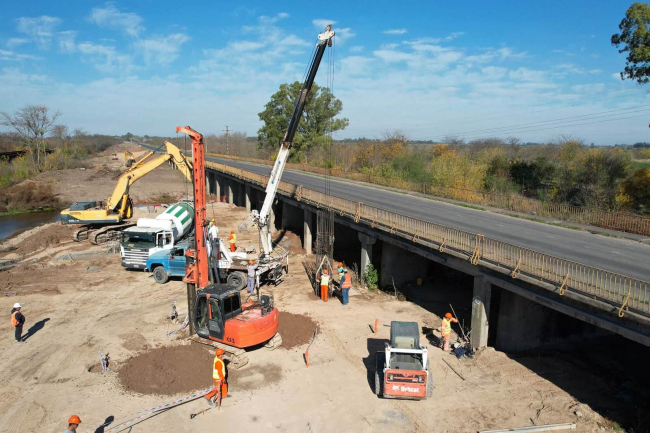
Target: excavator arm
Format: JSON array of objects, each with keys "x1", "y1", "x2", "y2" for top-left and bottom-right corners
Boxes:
[
  {"x1": 105, "y1": 141, "x2": 192, "y2": 214},
  {"x1": 256, "y1": 24, "x2": 335, "y2": 256}
]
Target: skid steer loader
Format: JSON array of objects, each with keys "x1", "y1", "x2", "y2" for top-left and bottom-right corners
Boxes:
[{"x1": 374, "y1": 321, "x2": 432, "y2": 400}]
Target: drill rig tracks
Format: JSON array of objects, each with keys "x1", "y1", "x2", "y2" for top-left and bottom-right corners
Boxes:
[{"x1": 189, "y1": 332, "x2": 282, "y2": 370}]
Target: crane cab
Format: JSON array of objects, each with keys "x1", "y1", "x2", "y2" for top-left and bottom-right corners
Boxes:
[{"x1": 193, "y1": 285, "x2": 279, "y2": 349}]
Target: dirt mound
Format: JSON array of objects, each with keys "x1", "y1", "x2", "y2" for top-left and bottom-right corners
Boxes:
[
  {"x1": 2, "y1": 223, "x2": 73, "y2": 257},
  {"x1": 273, "y1": 230, "x2": 305, "y2": 255},
  {"x1": 0, "y1": 181, "x2": 61, "y2": 213},
  {"x1": 86, "y1": 166, "x2": 122, "y2": 182},
  {"x1": 278, "y1": 312, "x2": 318, "y2": 349},
  {"x1": 117, "y1": 342, "x2": 215, "y2": 396}
]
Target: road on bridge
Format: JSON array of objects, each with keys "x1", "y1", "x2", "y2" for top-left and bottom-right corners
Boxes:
[{"x1": 205, "y1": 156, "x2": 650, "y2": 282}]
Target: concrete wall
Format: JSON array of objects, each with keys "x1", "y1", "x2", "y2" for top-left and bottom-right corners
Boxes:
[
  {"x1": 379, "y1": 242, "x2": 429, "y2": 288},
  {"x1": 494, "y1": 290, "x2": 610, "y2": 352}
]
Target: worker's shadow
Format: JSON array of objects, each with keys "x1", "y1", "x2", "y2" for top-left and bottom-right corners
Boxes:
[
  {"x1": 422, "y1": 326, "x2": 443, "y2": 349},
  {"x1": 93, "y1": 416, "x2": 114, "y2": 433},
  {"x1": 362, "y1": 338, "x2": 389, "y2": 394},
  {"x1": 22, "y1": 318, "x2": 50, "y2": 342}
]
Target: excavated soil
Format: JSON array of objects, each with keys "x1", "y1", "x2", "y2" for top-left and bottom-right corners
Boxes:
[
  {"x1": 273, "y1": 230, "x2": 305, "y2": 255},
  {"x1": 277, "y1": 312, "x2": 318, "y2": 349},
  {"x1": 0, "y1": 223, "x2": 73, "y2": 257},
  {"x1": 117, "y1": 343, "x2": 215, "y2": 396}
]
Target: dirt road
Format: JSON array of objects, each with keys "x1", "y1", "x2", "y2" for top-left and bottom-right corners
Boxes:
[{"x1": 0, "y1": 202, "x2": 633, "y2": 432}]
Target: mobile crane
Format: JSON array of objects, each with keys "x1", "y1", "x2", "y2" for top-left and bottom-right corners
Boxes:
[
  {"x1": 254, "y1": 24, "x2": 335, "y2": 257},
  {"x1": 60, "y1": 141, "x2": 192, "y2": 244},
  {"x1": 178, "y1": 126, "x2": 281, "y2": 369}
]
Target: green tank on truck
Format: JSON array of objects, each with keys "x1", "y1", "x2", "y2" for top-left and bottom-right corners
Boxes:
[{"x1": 121, "y1": 202, "x2": 194, "y2": 269}]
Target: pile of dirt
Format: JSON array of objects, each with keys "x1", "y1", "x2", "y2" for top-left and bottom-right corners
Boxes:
[
  {"x1": 3, "y1": 223, "x2": 73, "y2": 257},
  {"x1": 86, "y1": 166, "x2": 122, "y2": 182},
  {"x1": 278, "y1": 312, "x2": 318, "y2": 349},
  {"x1": 273, "y1": 230, "x2": 305, "y2": 255},
  {"x1": 0, "y1": 181, "x2": 61, "y2": 213},
  {"x1": 117, "y1": 342, "x2": 215, "y2": 396},
  {"x1": 1, "y1": 262, "x2": 68, "y2": 296}
]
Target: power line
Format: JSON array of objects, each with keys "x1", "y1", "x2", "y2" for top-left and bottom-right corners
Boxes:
[{"x1": 222, "y1": 126, "x2": 230, "y2": 155}]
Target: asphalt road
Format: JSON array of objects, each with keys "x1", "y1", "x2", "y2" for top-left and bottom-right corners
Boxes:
[{"x1": 205, "y1": 156, "x2": 650, "y2": 282}]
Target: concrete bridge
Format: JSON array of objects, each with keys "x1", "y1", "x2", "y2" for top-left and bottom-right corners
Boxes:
[{"x1": 200, "y1": 157, "x2": 650, "y2": 352}]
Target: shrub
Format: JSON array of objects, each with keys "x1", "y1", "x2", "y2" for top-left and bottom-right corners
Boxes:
[{"x1": 363, "y1": 263, "x2": 378, "y2": 291}]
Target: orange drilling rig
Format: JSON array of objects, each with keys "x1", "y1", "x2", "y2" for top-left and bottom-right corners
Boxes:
[{"x1": 177, "y1": 126, "x2": 281, "y2": 368}]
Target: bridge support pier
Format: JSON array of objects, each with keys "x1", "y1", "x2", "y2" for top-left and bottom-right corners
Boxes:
[
  {"x1": 269, "y1": 206, "x2": 276, "y2": 233},
  {"x1": 227, "y1": 181, "x2": 234, "y2": 204},
  {"x1": 205, "y1": 173, "x2": 211, "y2": 196},
  {"x1": 358, "y1": 233, "x2": 376, "y2": 275},
  {"x1": 304, "y1": 209, "x2": 313, "y2": 255},
  {"x1": 215, "y1": 175, "x2": 222, "y2": 201},
  {"x1": 245, "y1": 185, "x2": 251, "y2": 213},
  {"x1": 471, "y1": 276, "x2": 491, "y2": 350}
]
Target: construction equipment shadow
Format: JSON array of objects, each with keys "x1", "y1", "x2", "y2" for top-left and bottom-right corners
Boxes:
[{"x1": 362, "y1": 338, "x2": 389, "y2": 394}]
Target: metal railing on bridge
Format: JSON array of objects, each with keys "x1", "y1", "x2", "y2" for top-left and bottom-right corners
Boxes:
[
  {"x1": 207, "y1": 160, "x2": 650, "y2": 318},
  {"x1": 206, "y1": 152, "x2": 650, "y2": 237}
]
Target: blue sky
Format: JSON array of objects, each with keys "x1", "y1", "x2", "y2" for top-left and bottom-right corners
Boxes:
[{"x1": 0, "y1": 1, "x2": 647, "y2": 145}]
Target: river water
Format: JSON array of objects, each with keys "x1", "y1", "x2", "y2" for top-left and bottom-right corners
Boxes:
[{"x1": 0, "y1": 210, "x2": 61, "y2": 242}]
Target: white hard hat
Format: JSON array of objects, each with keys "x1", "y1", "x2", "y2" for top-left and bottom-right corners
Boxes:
[{"x1": 13, "y1": 303, "x2": 21, "y2": 308}]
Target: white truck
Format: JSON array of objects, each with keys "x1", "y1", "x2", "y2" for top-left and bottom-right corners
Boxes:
[{"x1": 120, "y1": 202, "x2": 194, "y2": 269}]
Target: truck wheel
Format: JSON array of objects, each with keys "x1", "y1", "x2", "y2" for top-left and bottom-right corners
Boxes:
[
  {"x1": 426, "y1": 371, "x2": 433, "y2": 398},
  {"x1": 227, "y1": 271, "x2": 246, "y2": 290},
  {"x1": 153, "y1": 266, "x2": 169, "y2": 284}
]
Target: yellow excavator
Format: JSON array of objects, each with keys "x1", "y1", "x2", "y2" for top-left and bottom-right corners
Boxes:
[
  {"x1": 61, "y1": 142, "x2": 192, "y2": 244},
  {"x1": 125, "y1": 150, "x2": 137, "y2": 167}
]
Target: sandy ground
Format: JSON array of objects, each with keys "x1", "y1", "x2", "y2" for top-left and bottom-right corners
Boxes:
[
  {"x1": 0, "y1": 197, "x2": 636, "y2": 433},
  {"x1": 35, "y1": 142, "x2": 191, "y2": 205}
]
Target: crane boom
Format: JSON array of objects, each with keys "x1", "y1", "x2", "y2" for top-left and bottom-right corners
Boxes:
[{"x1": 256, "y1": 25, "x2": 335, "y2": 256}]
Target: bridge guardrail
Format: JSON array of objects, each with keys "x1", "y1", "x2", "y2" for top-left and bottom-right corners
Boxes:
[
  {"x1": 207, "y1": 161, "x2": 650, "y2": 317},
  {"x1": 206, "y1": 152, "x2": 650, "y2": 237}
]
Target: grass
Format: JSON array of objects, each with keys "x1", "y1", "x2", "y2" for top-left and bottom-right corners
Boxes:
[
  {"x1": 632, "y1": 161, "x2": 650, "y2": 170},
  {"x1": 455, "y1": 203, "x2": 486, "y2": 211}
]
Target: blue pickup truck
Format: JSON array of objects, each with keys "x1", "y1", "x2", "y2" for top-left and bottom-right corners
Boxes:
[{"x1": 145, "y1": 241, "x2": 189, "y2": 284}]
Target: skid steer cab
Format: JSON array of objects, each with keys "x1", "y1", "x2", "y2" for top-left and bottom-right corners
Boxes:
[
  {"x1": 375, "y1": 321, "x2": 432, "y2": 400},
  {"x1": 193, "y1": 284, "x2": 279, "y2": 349}
]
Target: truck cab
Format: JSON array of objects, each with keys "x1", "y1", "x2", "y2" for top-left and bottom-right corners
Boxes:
[
  {"x1": 121, "y1": 226, "x2": 174, "y2": 269},
  {"x1": 145, "y1": 241, "x2": 189, "y2": 284}
]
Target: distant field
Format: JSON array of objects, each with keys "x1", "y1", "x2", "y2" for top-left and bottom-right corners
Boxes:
[{"x1": 632, "y1": 160, "x2": 650, "y2": 170}]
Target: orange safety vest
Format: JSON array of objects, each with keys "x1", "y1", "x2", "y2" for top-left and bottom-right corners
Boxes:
[
  {"x1": 341, "y1": 274, "x2": 352, "y2": 289},
  {"x1": 442, "y1": 318, "x2": 452, "y2": 335},
  {"x1": 228, "y1": 234, "x2": 236, "y2": 244},
  {"x1": 11, "y1": 311, "x2": 20, "y2": 327},
  {"x1": 213, "y1": 356, "x2": 226, "y2": 381}
]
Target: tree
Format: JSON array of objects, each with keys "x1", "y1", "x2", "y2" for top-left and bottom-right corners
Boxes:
[
  {"x1": 611, "y1": 2, "x2": 650, "y2": 84},
  {"x1": 0, "y1": 105, "x2": 61, "y2": 169},
  {"x1": 257, "y1": 82, "x2": 349, "y2": 161},
  {"x1": 623, "y1": 168, "x2": 650, "y2": 212}
]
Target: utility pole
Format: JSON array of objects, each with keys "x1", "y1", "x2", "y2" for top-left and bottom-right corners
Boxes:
[{"x1": 223, "y1": 126, "x2": 230, "y2": 155}]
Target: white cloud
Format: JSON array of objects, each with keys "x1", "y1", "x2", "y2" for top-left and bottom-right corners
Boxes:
[
  {"x1": 16, "y1": 16, "x2": 62, "y2": 49},
  {"x1": 349, "y1": 45, "x2": 364, "y2": 53},
  {"x1": 77, "y1": 41, "x2": 134, "y2": 73},
  {"x1": 383, "y1": 29, "x2": 407, "y2": 35},
  {"x1": 0, "y1": 49, "x2": 40, "y2": 61},
  {"x1": 58, "y1": 31, "x2": 77, "y2": 53},
  {"x1": 88, "y1": 3, "x2": 144, "y2": 37},
  {"x1": 611, "y1": 72, "x2": 623, "y2": 81},
  {"x1": 445, "y1": 32, "x2": 464, "y2": 41},
  {"x1": 259, "y1": 13, "x2": 289, "y2": 24},
  {"x1": 135, "y1": 33, "x2": 191, "y2": 65},
  {"x1": 6, "y1": 38, "x2": 30, "y2": 48},
  {"x1": 552, "y1": 49, "x2": 574, "y2": 56},
  {"x1": 509, "y1": 67, "x2": 545, "y2": 81},
  {"x1": 335, "y1": 28, "x2": 356, "y2": 44},
  {"x1": 313, "y1": 19, "x2": 335, "y2": 29}
]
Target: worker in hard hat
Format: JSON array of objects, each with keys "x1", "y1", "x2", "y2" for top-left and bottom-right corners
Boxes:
[
  {"x1": 11, "y1": 302, "x2": 25, "y2": 343},
  {"x1": 205, "y1": 349, "x2": 228, "y2": 408},
  {"x1": 64, "y1": 415, "x2": 81, "y2": 432},
  {"x1": 208, "y1": 219, "x2": 219, "y2": 241},
  {"x1": 247, "y1": 259, "x2": 258, "y2": 295},
  {"x1": 228, "y1": 230, "x2": 236, "y2": 252},
  {"x1": 337, "y1": 262, "x2": 345, "y2": 281},
  {"x1": 319, "y1": 269, "x2": 329, "y2": 302},
  {"x1": 340, "y1": 269, "x2": 352, "y2": 305},
  {"x1": 440, "y1": 312, "x2": 458, "y2": 352}
]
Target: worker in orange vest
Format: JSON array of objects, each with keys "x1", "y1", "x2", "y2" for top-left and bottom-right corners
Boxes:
[
  {"x1": 64, "y1": 415, "x2": 81, "y2": 432},
  {"x1": 228, "y1": 230, "x2": 237, "y2": 252},
  {"x1": 11, "y1": 302, "x2": 25, "y2": 343},
  {"x1": 205, "y1": 348, "x2": 228, "y2": 408},
  {"x1": 320, "y1": 269, "x2": 329, "y2": 302},
  {"x1": 440, "y1": 312, "x2": 458, "y2": 352},
  {"x1": 340, "y1": 269, "x2": 352, "y2": 305}
]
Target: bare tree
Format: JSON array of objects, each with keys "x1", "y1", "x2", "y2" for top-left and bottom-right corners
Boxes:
[{"x1": 0, "y1": 105, "x2": 61, "y2": 169}]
